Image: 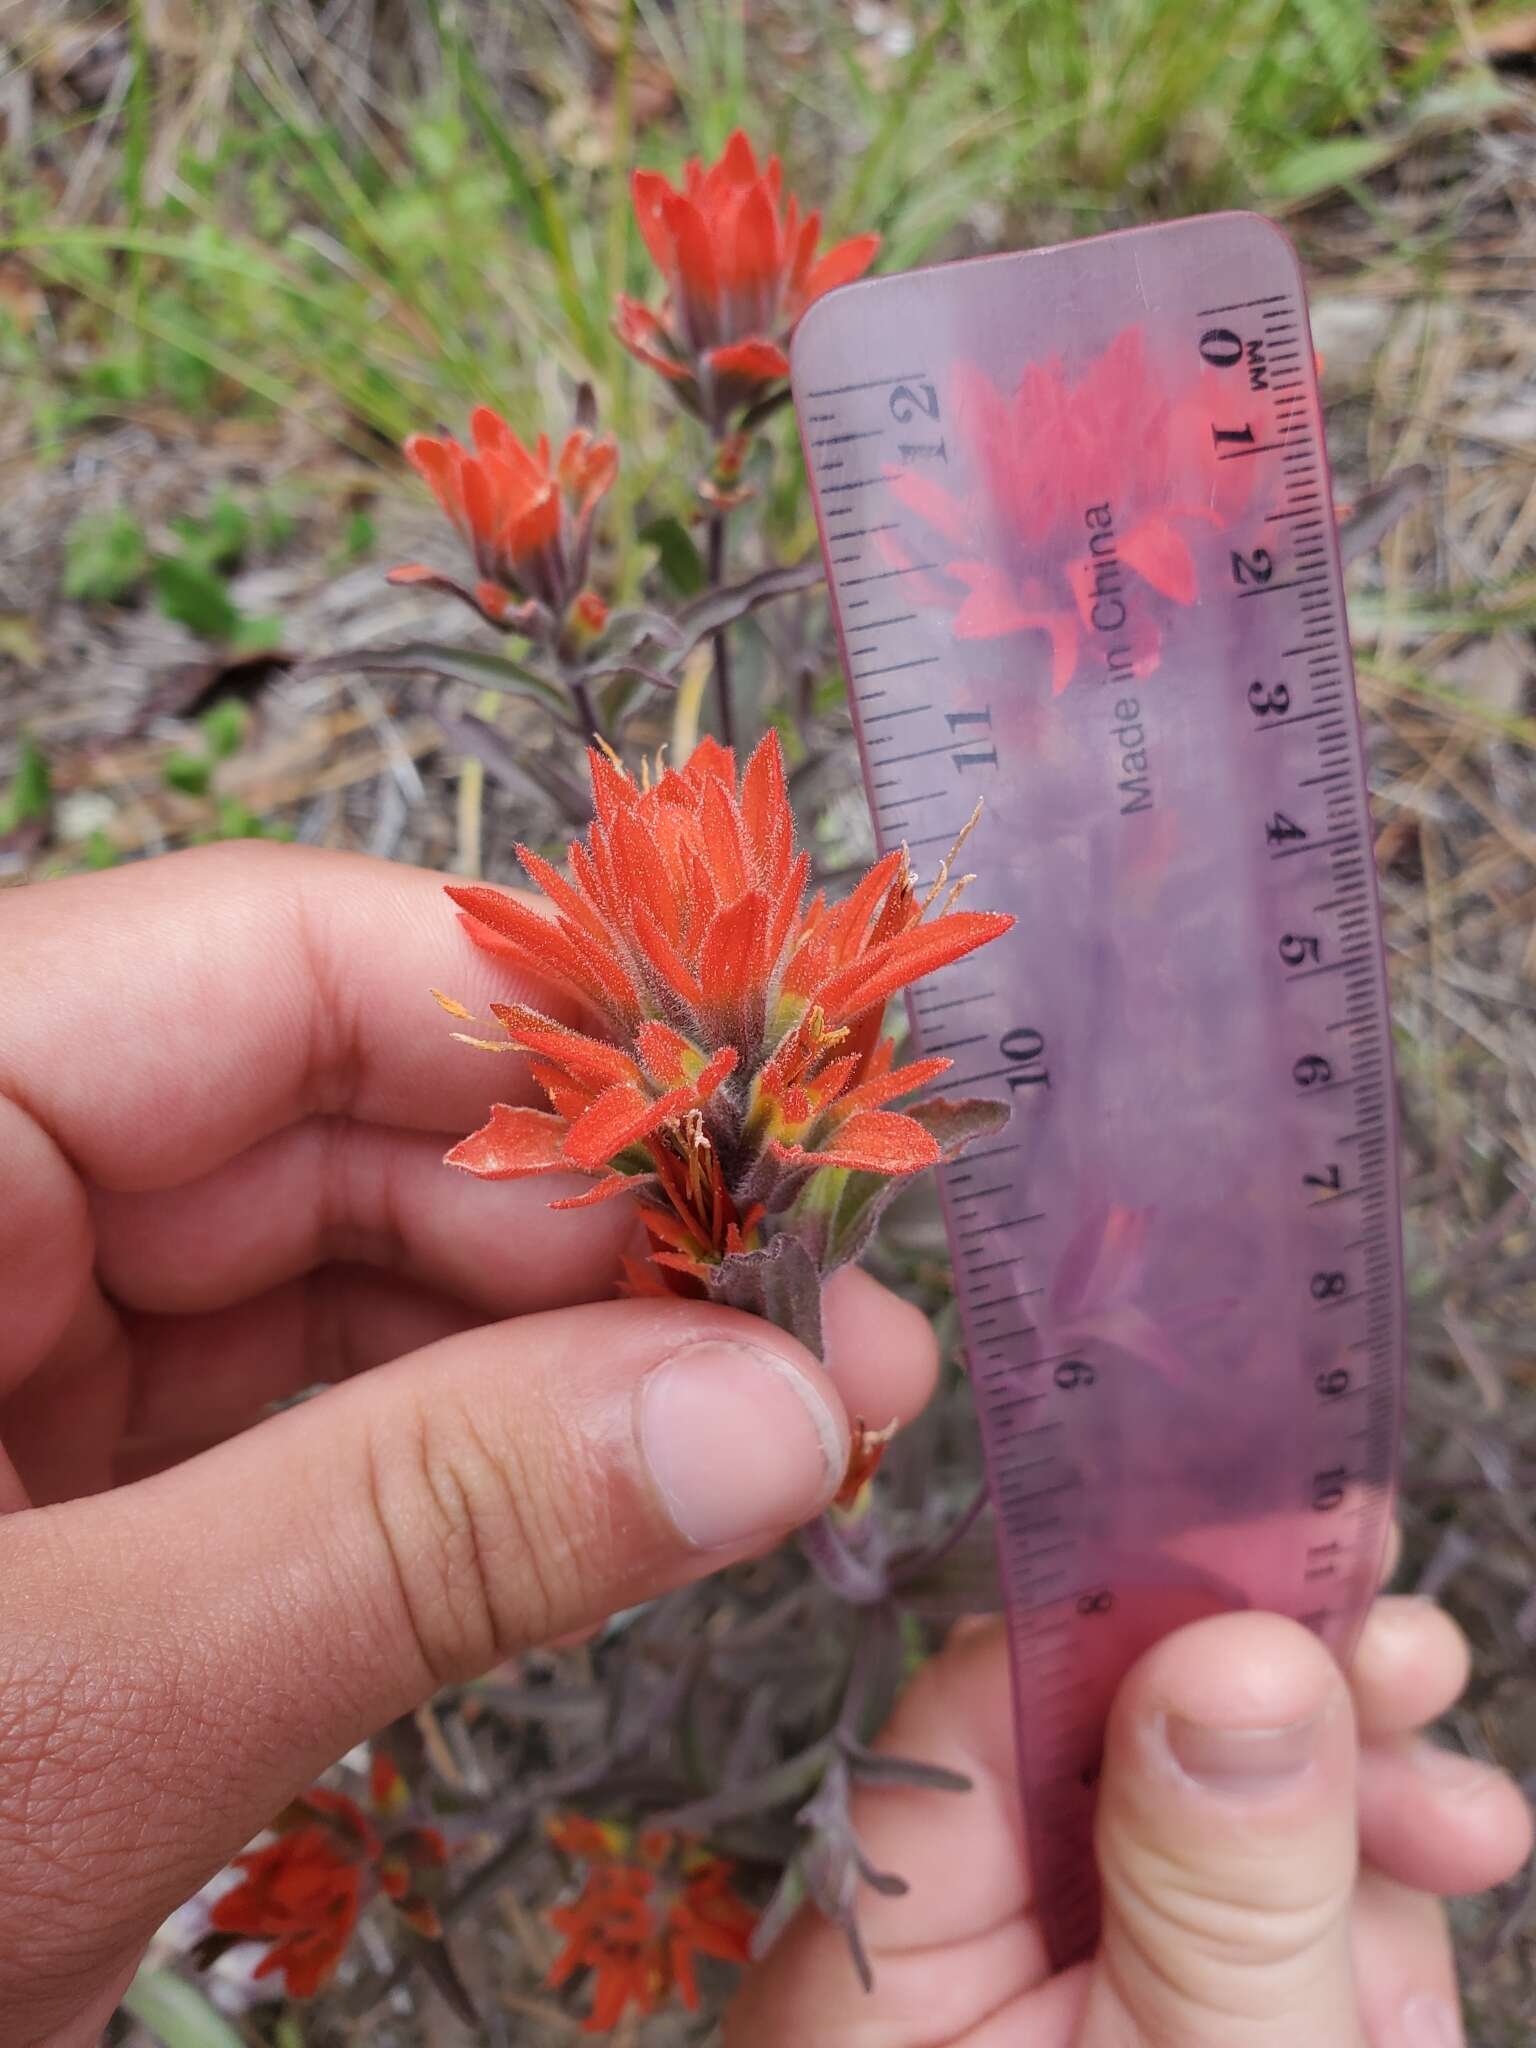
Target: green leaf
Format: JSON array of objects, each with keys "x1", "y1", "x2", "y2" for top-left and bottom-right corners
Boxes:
[
  {"x1": 118, "y1": 1966, "x2": 245, "y2": 2048},
  {"x1": 199, "y1": 699, "x2": 250, "y2": 760},
  {"x1": 641, "y1": 515, "x2": 707, "y2": 597},
  {"x1": 162, "y1": 749, "x2": 212, "y2": 796},
  {"x1": 229, "y1": 613, "x2": 282, "y2": 652},
  {"x1": 0, "y1": 734, "x2": 51, "y2": 832},
  {"x1": 171, "y1": 489, "x2": 250, "y2": 573},
  {"x1": 214, "y1": 796, "x2": 266, "y2": 839},
  {"x1": 1263, "y1": 133, "x2": 1396, "y2": 201},
  {"x1": 61, "y1": 508, "x2": 149, "y2": 603},
  {"x1": 342, "y1": 508, "x2": 377, "y2": 559},
  {"x1": 153, "y1": 556, "x2": 242, "y2": 641},
  {"x1": 83, "y1": 826, "x2": 119, "y2": 869}
]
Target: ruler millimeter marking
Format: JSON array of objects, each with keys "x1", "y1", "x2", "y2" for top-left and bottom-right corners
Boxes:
[{"x1": 792, "y1": 214, "x2": 1403, "y2": 1971}]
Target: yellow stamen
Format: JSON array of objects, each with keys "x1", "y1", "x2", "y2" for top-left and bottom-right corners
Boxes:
[{"x1": 921, "y1": 798, "x2": 985, "y2": 911}]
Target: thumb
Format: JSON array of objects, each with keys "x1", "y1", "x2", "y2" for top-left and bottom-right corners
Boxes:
[
  {"x1": 0, "y1": 1299, "x2": 847, "y2": 2045},
  {"x1": 1085, "y1": 1612, "x2": 1364, "y2": 2048}
]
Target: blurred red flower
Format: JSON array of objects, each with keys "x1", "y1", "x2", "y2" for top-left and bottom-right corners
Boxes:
[
  {"x1": 440, "y1": 732, "x2": 1012, "y2": 1289},
  {"x1": 617, "y1": 129, "x2": 879, "y2": 425},
  {"x1": 210, "y1": 1805, "x2": 371, "y2": 2000},
  {"x1": 546, "y1": 1816, "x2": 755, "y2": 2032},
  {"x1": 390, "y1": 406, "x2": 617, "y2": 641},
  {"x1": 887, "y1": 328, "x2": 1257, "y2": 693},
  {"x1": 206, "y1": 1770, "x2": 453, "y2": 1999}
]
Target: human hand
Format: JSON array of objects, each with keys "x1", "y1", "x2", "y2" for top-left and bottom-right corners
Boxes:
[
  {"x1": 730, "y1": 1600, "x2": 1532, "y2": 2047},
  {"x1": 0, "y1": 842, "x2": 939, "y2": 2048}
]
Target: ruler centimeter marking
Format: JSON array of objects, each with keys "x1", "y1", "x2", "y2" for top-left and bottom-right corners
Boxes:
[{"x1": 793, "y1": 215, "x2": 1404, "y2": 1971}]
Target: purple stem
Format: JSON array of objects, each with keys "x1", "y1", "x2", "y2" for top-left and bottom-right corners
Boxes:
[
  {"x1": 890, "y1": 1479, "x2": 991, "y2": 1589},
  {"x1": 799, "y1": 1511, "x2": 890, "y2": 1606}
]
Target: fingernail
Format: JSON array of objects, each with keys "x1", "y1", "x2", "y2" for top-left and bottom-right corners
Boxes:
[
  {"x1": 1395, "y1": 1992, "x2": 1463, "y2": 2048},
  {"x1": 1165, "y1": 1710, "x2": 1321, "y2": 1791},
  {"x1": 637, "y1": 1340, "x2": 845, "y2": 1550}
]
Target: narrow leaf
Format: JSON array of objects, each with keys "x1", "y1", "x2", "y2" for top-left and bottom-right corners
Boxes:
[
  {"x1": 907, "y1": 1094, "x2": 1012, "y2": 1158},
  {"x1": 673, "y1": 554, "x2": 825, "y2": 647},
  {"x1": 302, "y1": 641, "x2": 572, "y2": 717},
  {"x1": 840, "y1": 1737, "x2": 973, "y2": 1794},
  {"x1": 118, "y1": 1968, "x2": 245, "y2": 2048},
  {"x1": 708, "y1": 1234, "x2": 825, "y2": 1360}
]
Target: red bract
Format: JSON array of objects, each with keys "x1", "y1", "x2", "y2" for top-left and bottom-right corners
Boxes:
[
  {"x1": 887, "y1": 328, "x2": 1256, "y2": 694},
  {"x1": 546, "y1": 1816, "x2": 754, "y2": 2032},
  {"x1": 207, "y1": 1770, "x2": 453, "y2": 1999},
  {"x1": 389, "y1": 406, "x2": 617, "y2": 640},
  {"x1": 211, "y1": 1812, "x2": 369, "y2": 2000},
  {"x1": 616, "y1": 129, "x2": 879, "y2": 425},
  {"x1": 440, "y1": 732, "x2": 1013, "y2": 1291}
]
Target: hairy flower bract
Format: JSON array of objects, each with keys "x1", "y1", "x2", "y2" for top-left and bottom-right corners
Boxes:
[
  {"x1": 441, "y1": 733, "x2": 1013, "y2": 1306},
  {"x1": 390, "y1": 406, "x2": 618, "y2": 644},
  {"x1": 616, "y1": 128, "x2": 879, "y2": 426}
]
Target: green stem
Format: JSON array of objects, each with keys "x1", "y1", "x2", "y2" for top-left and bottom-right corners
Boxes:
[{"x1": 706, "y1": 500, "x2": 736, "y2": 750}]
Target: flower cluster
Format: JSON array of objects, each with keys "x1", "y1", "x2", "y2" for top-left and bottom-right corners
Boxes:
[
  {"x1": 209, "y1": 1756, "x2": 449, "y2": 2000},
  {"x1": 390, "y1": 408, "x2": 618, "y2": 646},
  {"x1": 381, "y1": 132, "x2": 880, "y2": 757},
  {"x1": 617, "y1": 128, "x2": 879, "y2": 426},
  {"x1": 546, "y1": 1816, "x2": 755, "y2": 2032},
  {"x1": 440, "y1": 732, "x2": 1012, "y2": 1311}
]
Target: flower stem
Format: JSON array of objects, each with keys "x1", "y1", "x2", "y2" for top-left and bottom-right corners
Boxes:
[
  {"x1": 890, "y1": 1478, "x2": 991, "y2": 1589},
  {"x1": 568, "y1": 674, "x2": 605, "y2": 749},
  {"x1": 799, "y1": 1511, "x2": 889, "y2": 1606},
  {"x1": 705, "y1": 500, "x2": 736, "y2": 751}
]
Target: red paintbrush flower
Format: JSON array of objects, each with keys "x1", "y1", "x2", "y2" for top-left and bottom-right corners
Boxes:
[
  {"x1": 886, "y1": 327, "x2": 1258, "y2": 694},
  {"x1": 545, "y1": 1816, "x2": 754, "y2": 2032},
  {"x1": 389, "y1": 405, "x2": 617, "y2": 642},
  {"x1": 440, "y1": 732, "x2": 1012, "y2": 1299},
  {"x1": 616, "y1": 129, "x2": 879, "y2": 426},
  {"x1": 210, "y1": 1806, "x2": 371, "y2": 2000},
  {"x1": 205, "y1": 1766, "x2": 454, "y2": 1999}
]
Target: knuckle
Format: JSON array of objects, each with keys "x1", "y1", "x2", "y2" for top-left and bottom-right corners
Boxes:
[
  {"x1": 1102, "y1": 1827, "x2": 1353, "y2": 2025},
  {"x1": 364, "y1": 1389, "x2": 598, "y2": 1686}
]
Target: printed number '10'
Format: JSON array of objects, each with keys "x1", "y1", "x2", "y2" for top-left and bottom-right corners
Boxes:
[{"x1": 1001, "y1": 1027, "x2": 1049, "y2": 1091}]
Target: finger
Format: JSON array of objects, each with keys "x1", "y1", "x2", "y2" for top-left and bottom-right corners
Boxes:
[
  {"x1": 0, "y1": 843, "x2": 564, "y2": 1193},
  {"x1": 1348, "y1": 1596, "x2": 1470, "y2": 1741},
  {"x1": 729, "y1": 1622, "x2": 1052, "y2": 2048},
  {"x1": 819, "y1": 1264, "x2": 940, "y2": 1431},
  {"x1": 1086, "y1": 1612, "x2": 1364, "y2": 2048},
  {"x1": 1349, "y1": 1870, "x2": 1463, "y2": 2048},
  {"x1": 112, "y1": 1261, "x2": 936, "y2": 1485},
  {"x1": 0, "y1": 1298, "x2": 848, "y2": 2043},
  {"x1": 91, "y1": 1119, "x2": 640, "y2": 1317},
  {"x1": 0, "y1": 844, "x2": 567, "y2": 1386},
  {"x1": 114, "y1": 1268, "x2": 483, "y2": 1457},
  {"x1": 1358, "y1": 1737, "x2": 1534, "y2": 1898}
]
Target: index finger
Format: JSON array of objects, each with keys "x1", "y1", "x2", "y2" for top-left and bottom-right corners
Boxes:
[{"x1": 0, "y1": 841, "x2": 565, "y2": 1193}]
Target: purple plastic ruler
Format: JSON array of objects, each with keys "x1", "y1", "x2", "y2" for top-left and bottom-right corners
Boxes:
[{"x1": 791, "y1": 213, "x2": 1403, "y2": 1968}]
